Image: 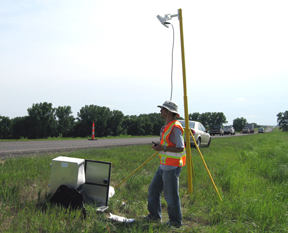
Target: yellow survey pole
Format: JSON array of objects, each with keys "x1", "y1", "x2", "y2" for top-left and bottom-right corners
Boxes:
[
  {"x1": 115, "y1": 152, "x2": 159, "y2": 188},
  {"x1": 178, "y1": 8, "x2": 194, "y2": 194},
  {"x1": 189, "y1": 131, "x2": 222, "y2": 201}
]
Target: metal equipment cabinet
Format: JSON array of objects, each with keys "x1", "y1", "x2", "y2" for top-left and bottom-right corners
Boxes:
[{"x1": 50, "y1": 156, "x2": 112, "y2": 208}]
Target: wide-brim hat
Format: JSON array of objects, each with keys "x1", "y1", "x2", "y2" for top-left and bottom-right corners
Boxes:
[{"x1": 157, "y1": 100, "x2": 180, "y2": 118}]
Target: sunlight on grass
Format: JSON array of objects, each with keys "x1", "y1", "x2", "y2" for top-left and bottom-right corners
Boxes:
[{"x1": 0, "y1": 130, "x2": 288, "y2": 232}]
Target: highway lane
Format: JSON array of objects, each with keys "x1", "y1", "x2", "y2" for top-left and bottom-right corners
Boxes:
[
  {"x1": 0, "y1": 128, "x2": 273, "y2": 159},
  {"x1": 0, "y1": 137, "x2": 159, "y2": 159},
  {"x1": 211, "y1": 127, "x2": 273, "y2": 138}
]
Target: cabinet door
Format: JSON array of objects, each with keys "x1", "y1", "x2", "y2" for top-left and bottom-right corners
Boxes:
[{"x1": 83, "y1": 160, "x2": 111, "y2": 206}]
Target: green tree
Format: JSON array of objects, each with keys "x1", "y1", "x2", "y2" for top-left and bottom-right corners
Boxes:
[
  {"x1": 124, "y1": 115, "x2": 143, "y2": 136},
  {"x1": 76, "y1": 105, "x2": 112, "y2": 137},
  {"x1": 27, "y1": 102, "x2": 57, "y2": 138},
  {"x1": 11, "y1": 116, "x2": 30, "y2": 139},
  {"x1": 55, "y1": 106, "x2": 75, "y2": 137},
  {"x1": 138, "y1": 114, "x2": 154, "y2": 135},
  {"x1": 75, "y1": 105, "x2": 98, "y2": 137},
  {"x1": 0, "y1": 116, "x2": 12, "y2": 139},
  {"x1": 189, "y1": 112, "x2": 201, "y2": 121},
  {"x1": 233, "y1": 117, "x2": 247, "y2": 132},
  {"x1": 121, "y1": 113, "x2": 165, "y2": 136},
  {"x1": 277, "y1": 111, "x2": 288, "y2": 131},
  {"x1": 121, "y1": 115, "x2": 131, "y2": 135},
  {"x1": 94, "y1": 106, "x2": 111, "y2": 137},
  {"x1": 209, "y1": 112, "x2": 227, "y2": 126},
  {"x1": 199, "y1": 112, "x2": 211, "y2": 128},
  {"x1": 107, "y1": 110, "x2": 124, "y2": 136},
  {"x1": 197, "y1": 112, "x2": 227, "y2": 128},
  {"x1": 148, "y1": 113, "x2": 166, "y2": 136}
]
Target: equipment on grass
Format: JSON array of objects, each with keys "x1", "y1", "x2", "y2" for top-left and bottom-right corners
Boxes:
[
  {"x1": 49, "y1": 156, "x2": 114, "y2": 212},
  {"x1": 50, "y1": 184, "x2": 87, "y2": 218}
]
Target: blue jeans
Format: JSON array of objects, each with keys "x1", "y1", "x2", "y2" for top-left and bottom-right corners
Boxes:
[{"x1": 148, "y1": 166, "x2": 182, "y2": 225}]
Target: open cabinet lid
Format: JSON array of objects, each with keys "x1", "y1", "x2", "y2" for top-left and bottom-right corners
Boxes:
[{"x1": 83, "y1": 159, "x2": 112, "y2": 207}]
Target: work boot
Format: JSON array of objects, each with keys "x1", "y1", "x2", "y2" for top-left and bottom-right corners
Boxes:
[
  {"x1": 143, "y1": 214, "x2": 162, "y2": 223},
  {"x1": 164, "y1": 221, "x2": 182, "y2": 228}
]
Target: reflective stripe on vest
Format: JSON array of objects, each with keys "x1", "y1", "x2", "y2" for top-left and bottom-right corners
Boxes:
[
  {"x1": 159, "y1": 151, "x2": 186, "y2": 167},
  {"x1": 159, "y1": 120, "x2": 186, "y2": 167},
  {"x1": 160, "y1": 120, "x2": 184, "y2": 146}
]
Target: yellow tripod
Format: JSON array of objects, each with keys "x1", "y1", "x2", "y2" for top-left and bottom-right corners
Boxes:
[
  {"x1": 115, "y1": 138, "x2": 222, "y2": 202},
  {"x1": 116, "y1": 8, "x2": 222, "y2": 202},
  {"x1": 189, "y1": 131, "x2": 222, "y2": 201},
  {"x1": 114, "y1": 151, "x2": 159, "y2": 189}
]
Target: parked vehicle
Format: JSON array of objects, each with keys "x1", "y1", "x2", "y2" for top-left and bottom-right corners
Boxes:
[
  {"x1": 242, "y1": 127, "x2": 250, "y2": 134},
  {"x1": 245, "y1": 123, "x2": 254, "y2": 133},
  {"x1": 178, "y1": 120, "x2": 211, "y2": 148},
  {"x1": 223, "y1": 126, "x2": 235, "y2": 135},
  {"x1": 209, "y1": 125, "x2": 224, "y2": 136},
  {"x1": 258, "y1": 127, "x2": 264, "y2": 133}
]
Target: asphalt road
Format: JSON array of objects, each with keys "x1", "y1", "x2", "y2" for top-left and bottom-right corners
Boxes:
[
  {"x1": 0, "y1": 137, "x2": 159, "y2": 159},
  {"x1": 0, "y1": 128, "x2": 273, "y2": 159},
  {"x1": 210, "y1": 127, "x2": 273, "y2": 137}
]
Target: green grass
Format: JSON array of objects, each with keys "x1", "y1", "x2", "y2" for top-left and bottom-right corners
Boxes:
[{"x1": 1, "y1": 128, "x2": 288, "y2": 232}]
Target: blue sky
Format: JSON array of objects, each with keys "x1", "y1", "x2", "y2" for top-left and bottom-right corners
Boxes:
[{"x1": 1, "y1": 0, "x2": 287, "y2": 126}]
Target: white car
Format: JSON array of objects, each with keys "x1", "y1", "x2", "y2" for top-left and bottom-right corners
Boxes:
[
  {"x1": 224, "y1": 126, "x2": 235, "y2": 135},
  {"x1": 178, "y1": 120, "x2": 211, "y2": 148}
]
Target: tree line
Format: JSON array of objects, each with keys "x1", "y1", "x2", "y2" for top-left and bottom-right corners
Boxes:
[
  {"x1": 0, "y1": 102, "x2": 167, "y2": 139},
  {"x1": 1, "y1": 102, "x2": 279, "y2": 140}
]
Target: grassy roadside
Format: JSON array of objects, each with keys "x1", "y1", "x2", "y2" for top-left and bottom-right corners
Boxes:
[{"x1": 0, "y1": 128, "x2": 287, "y2": 232}]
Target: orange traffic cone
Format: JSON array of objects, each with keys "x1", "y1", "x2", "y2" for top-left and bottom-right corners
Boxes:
[{"x1": 89, "y1": 121, "x2": 97, "y2": 141}]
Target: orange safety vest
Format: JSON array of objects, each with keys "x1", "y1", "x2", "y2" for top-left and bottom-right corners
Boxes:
[{"x1": 159, "y1": 120, "x2": 186, "y2": 167}]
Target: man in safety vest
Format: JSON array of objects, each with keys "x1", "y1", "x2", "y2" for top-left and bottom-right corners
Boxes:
[{"x1": 144, "y1": 100, "x2": 186, "y2": 228}]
